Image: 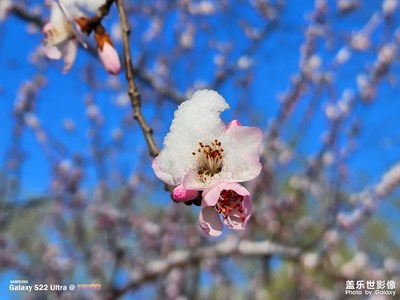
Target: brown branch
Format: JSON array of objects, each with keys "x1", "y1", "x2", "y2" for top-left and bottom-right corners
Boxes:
[
  {"x1": 76, "y1": 0, "x2": 115, "y2": 35},
  {"x1": 115, "y1": 0, "x2": 159, "y2": 158},
  {"x1": 106, "y1": 237, "x2": 300, "y2": 299},
  {"x1": 90, "y1": 0, "x2": 115, "y2": 26}
]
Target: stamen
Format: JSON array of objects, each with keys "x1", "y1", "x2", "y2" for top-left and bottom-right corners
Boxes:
[
  {"x1": 214, "y1": 189, "x2": 246, "y2": 226},
  {"x1": 193, "y1": 139, "x2": 224, "y2": 183}
]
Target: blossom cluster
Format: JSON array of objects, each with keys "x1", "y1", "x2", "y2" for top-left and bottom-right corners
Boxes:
[
  {"x1": 42, "y1": 0, "x2": 121, "y2": 74},
  {"x1": 153, "y1": 90, "x2": 263, "y2": 236}
]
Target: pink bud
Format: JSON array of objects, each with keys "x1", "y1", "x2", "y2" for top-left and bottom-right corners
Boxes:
[
  {"x1": 172, "y1": 184, "x2": 200, "y2": 202},
  {"x1": 98, "y1": 42, "x2": 121, "y2": 75}
]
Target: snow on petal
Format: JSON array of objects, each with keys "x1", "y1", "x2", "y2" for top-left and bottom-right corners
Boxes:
[
  {"x1": 153, "y1": 89, "x2": 263, "y2": 190},
  {"x1": 153, "y1": 89, "x2": 229, "y2": 186}
]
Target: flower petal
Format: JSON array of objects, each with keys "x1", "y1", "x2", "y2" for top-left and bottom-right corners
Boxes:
[
  {"x1": 56, "y1": 1, "x2": 88, "y2": 47},
  {"x1": 225, "y1": 181, "x2": 251, "y2": 196},
  {"x1": 221, "y1": 126, "x2": 263, "y2": 182},
  {"x1": 202, "y1": 181, "x2": 230, "y2": 206},
  {"x1": 172, "y1": 184, "x2": 200, "y2": 202},
  {"x1": 50, "y1": 1, "x2": 68, "y2": 30},
  {"x1": 44, "y1": 45, "x2": 63, "y2": 60},
  {"x1": 203, "y1": 182, "x2": 252, "y2": 230},
  {"x1": 182, "y1": 169, "x2": 221, "y2": 190},
  {"x1": 62, "y1": 39, "x2": 78, "y2": 73},
  {"x1": 223, "y1": 216, "x2": 245, "y2": 230},
  {"x1": 242, "y1": 195, "x2": 253, "y2": 226},
  {"x1": 199, "y1": 205, "x2": 223, "y2": 236},
  {"x1": 151, "y1": 157, "x2": 176, "y2": 186},
  {"x1": 43, "y1": 22, "x2": 53, "y2": 35}
]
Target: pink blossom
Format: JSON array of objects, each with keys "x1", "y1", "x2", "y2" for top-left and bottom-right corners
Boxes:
[
  {"x1": 153, "y1": 90, "x2": 263, "y2": 190},
  {"x1": 182, "y1": 124, "x2": 263, "y2": 190},
  {"x1": 199, "y1": 181, "x2": 252, "y2": 236}
]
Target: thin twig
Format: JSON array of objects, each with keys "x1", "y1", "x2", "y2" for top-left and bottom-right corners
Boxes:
[{"x1": 115, "y1": 0, "x2": 160, "y2": 158}]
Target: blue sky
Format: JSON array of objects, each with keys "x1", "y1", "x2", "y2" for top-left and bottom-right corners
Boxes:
[{"x1": 1, "y1": 0, "x2": 400, "y2": 296}]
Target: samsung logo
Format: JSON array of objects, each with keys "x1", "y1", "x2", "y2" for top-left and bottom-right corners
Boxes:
[{"x1": 9, "y1": 280, "x2": 29, "y2": 284}]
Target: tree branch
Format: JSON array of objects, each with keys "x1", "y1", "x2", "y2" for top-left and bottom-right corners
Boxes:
[{"x1": 115, "y1": 0, "x2": 159, "y2": 158}]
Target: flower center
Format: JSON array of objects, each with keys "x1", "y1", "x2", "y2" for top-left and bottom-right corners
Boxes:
[
  {"x1": 192, "y1": 139, "x2": 224, "y2": 183},
  {"x1": 215, "y1": 189, "x2": 246, "y2": 224},
  {"x1": 43, "y1": 23, "x2": 73, "y2": 46}
]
